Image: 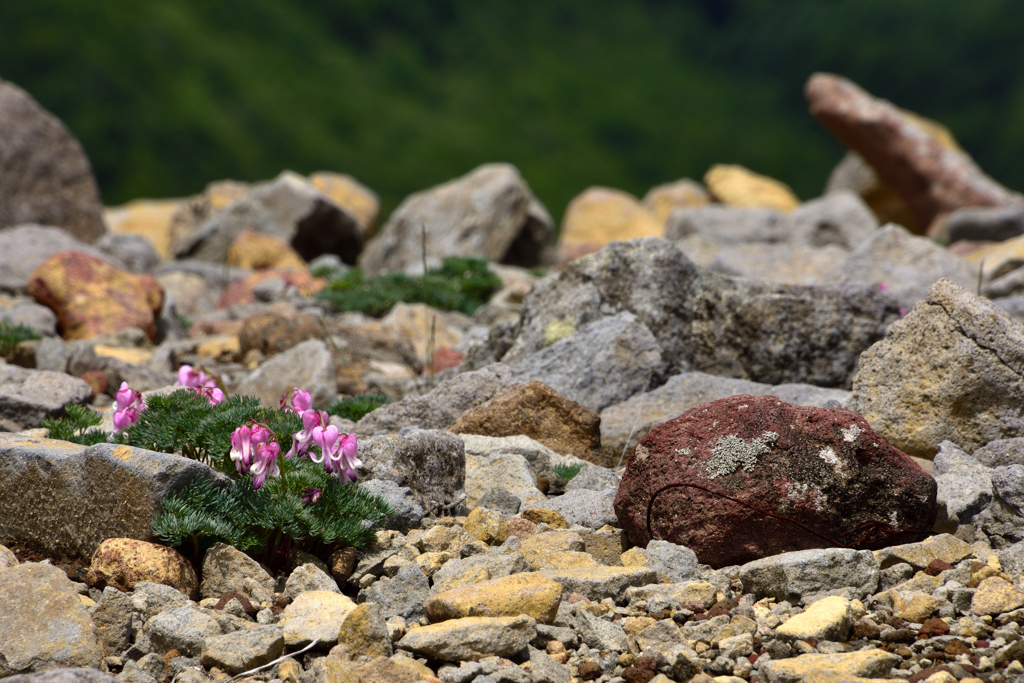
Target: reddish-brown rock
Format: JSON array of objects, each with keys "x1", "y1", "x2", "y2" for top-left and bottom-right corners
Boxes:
[
  {"x1": 217, "y1": 268, "x2": 324, "y2": 308},
  {"x1": 806, "y1": 73, "x2": 1022, "y2": 233},
  {"x1": 86, "y1": 538, "x2": 198, "y2": 599},
  {"x1": 28, "y1": 250, "x2": 164, "y2": 341},
  {"x1": 450, "y1": 381, "x2": 602, "y2": 460},
  {"x1": 239, "y1": 312, "x2": 327, "y2": 357},
  {"x1": 614, "y1": 394, "x2": 936, "y2": 568}
]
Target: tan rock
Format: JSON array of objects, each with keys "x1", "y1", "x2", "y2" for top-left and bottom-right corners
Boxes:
[
  {"x1": 218, "y1": 268, "x2": 325, "y2": 308},
  {"x1": 874, "y1": 534, "x2": 973, "y2": 570},
  {"x1": 714, "y1": 615, "x2": 758, "y2": 642},
  {"x1": 964, "y1": 234, "x2": 1024, "y2": 281},
  {"x1": 309, "y1": 171, "x2": 380, "y2": 237},
  {"x1": 431, "y1": 563, "x2": 491, "y2": 594},
  {"x1": 425, "y1": 573, "x2": 562, "y2": 625},
  {"x1": 413, "y1": 552, "x2": 453, "y2": 579},
  {"x1": 971, "y1": 577, "x2": 1024, "y2": 616},
  {"x1": 538, "y1": 566, "x2": 659, "y2": 602},
  {"x1": 105, "y1": 199, "x2": 183, "y2": 260},
  {"x1": 379, "y1": 303, "x2": 463, "y2": 365},
  {"x1": 396, "y1": 615, "x2": 537, "y2": 662},
  {"x1": 279, "y1": 590, "x2": 357, "y2": 647},
  {"x1": 892, "y1": 592, "x2": 939, "y2": 623},
  {"x1": 520, "y1": 509, "x2": 569, "y2": 529},
  {"x1": 624, "y1": 616, "x2": 657, "y2": 635},
  {"x1": 464, "y1": 507, "x2": 508, "y2": 546},
  {"x1": 704, "y1": 164, "x2": 800, "y2": 212},
  {"x1": 559, "y1": 187, "x2": 663, "y2": 250},
  {"x1": 337, "y1": 602, "x2": 392, "y2": 658},
  {"x1": 93, "y1": 345, "x2": 154, "y2": 366},
  {"x1": 0, "y1": 545, "x2": 17, "y2": 570},
  {"x1": 87, "y1": 538, "x2": 198, "y2": 599},
  {"x1": 227, "y1": 229, "x2": 307, "y2": 271},
  {"x1": 409, "y1": 524, "x2": 488, "y2": 557},
  {"x1": 642, "y1": 179, "x2": 710, "y2": 224},
  {"x1": 520, "y1": 531, "x2": 590, "y2": 570},
  {"x1": 196, "y1": 335, "x2": 242, "y2": 363},
  {"x1": 777, "y1": 596, "x2": 852, "y2": 642},
  {"x1": 578, "y1": 527, "x2": 626, "y2": 566},
  {"x1": 759, "y1": 649, "x2": 901, "y2": 682}
]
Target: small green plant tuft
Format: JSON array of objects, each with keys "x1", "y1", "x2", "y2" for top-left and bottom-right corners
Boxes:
[
  {"x1": 43, "y1": 404, "x2": 108, "y2": 445},
  {"x1": 317, "y1": 256, "x2": 502, "y2": 317},
  {"x1": 554, "y1": 462, "x2": 586, "y2": 482},
  {"x1": 0, "y1": 321, "x2": 41, "y2": 356},
  {"x1": 327, "y1": 393, "x2": 390, "y2": 422}
]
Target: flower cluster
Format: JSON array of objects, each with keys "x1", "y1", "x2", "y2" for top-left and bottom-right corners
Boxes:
[
  {"x1": 283, "y1": 388, "x2": 361, "y2": 483},
  {"x1": 176, "y1": 364, "x2": 224, "y2": 405},
  {"x1": 111, "y1": 382, "x2": 144, "y2": 435},
  {"x1": 229, "y1": 422, "x2": 281, "y2": 489}
]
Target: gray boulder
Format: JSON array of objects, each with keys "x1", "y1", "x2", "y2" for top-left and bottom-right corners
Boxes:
[
  {"x1": 357, "y1": 478, "x2": 425, "y2": 533},
  {"x1": 199, "y1": 543, "x2": 275, "y2": 603},
  {"x1": 564, "y1": 465, "x2": 621, "y2": 493},
  {"x1": 175, "y1": 170, "x2": 365, "y2": 264},
  {"x1": 973, "y1": 438, "x2": 1024, "y2": 468},
  {"x1": 665, "y1": 205, "x2": 787, "y2": 244},
  {"x1": 200, "y1": 625, "x2": 284, "y2": 675},
  {"x1": 358, "y1": 430, "x2": 465, "y2": 518},
  {"x1": 787, "y1": 191, "x2": 878, "y2": 249},
  {"x1": 357, "y1": 563, "x2": 430, "y2": 622},
  {"x1": 933, "y1": 440, "x2": 992, "y2": 523},
  {"x1": 143, "y1": 605, "x2": 222, "y2": 657},
  {"x1": 576, "y1": 609, "x2": 629, "y2": 652},
  {"x1": 233, "y1": 338, "x2": 336, "y2": 410},
  {"x1": 622, "y1": 540, "x2": 700, "y2": 584},
  {"x1": 947, "y1": 206, "x2": 1024, "y2": 243},
  {"x1": 0, "y1": 364, "x2": 92, "y2": 431},
  {"x1": 852, "y1": 279, "x2": 1024, "y2": 459},
  {"x1": 284, "y1": 563, "x2": 340, "y2": 598},
  {"x1": 976, "y1": 465, "x2": 1024, "y2": 548},
  {"x1": 0, "y1": 225, "x2": 123, "y2": 292},
  {"x1": 0, "y1": 79, "x2": 105, "y2": 243},
  {"x1": 477, "y1": 487, "x2": 522, "y2": 515},
  {"x1": 525, "y1": 489, "x2": 617, "y2": 530},
  {"x1": 738, "y1": 548, "x2": 880, "y2": 605},
  {"x1": 94, "y1": 232, "x2": 161, "y2": 274},
  {"x1": 358, "y1": 163, "x2": 555, "y2": 276},
  {"x1": 0, "y1": 435, "x2": 226, "y2": 562},
  {"x1": 0, "y1": 302, "x2": 58, "y2": 337}
]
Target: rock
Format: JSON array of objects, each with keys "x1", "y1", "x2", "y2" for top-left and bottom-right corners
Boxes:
[
  {"x1": 233, "y1": 338, "x2": 336, "y2": 409},
  {"x1": 558, "y1": 187, "x2": 663, "y2": 255},
  {"x1": 359, "y1": 163, "x2": 554, "y2": 276},
  {"x1": 973, "y1": 438, "x2": 1024, "y2": 468},
  {"x1": 0, "y1": 79, "x2": 105, "y2": 242},
  {"x1": 0, "y1": 562, "x2": 102, "y2": 675},
  {"x1": 0, "y1": 435, "x2": 225, "y2": 562},
  {"x1": 947, "y1": 206, "x2": 1024, "y2": 243},
  {"x1": 337, "y1": 602, "x2": 392, "y2": 658},
  {"x1": 396, "y1": 615, "x2": 536, "y2": 662},
  {"x1": 28, "y1": 251, "x2": 164, "y2": 341},
  {"x1": 463, "y1": 507, "x2": 508, "y2": 545},
  {"x1": 94, "y1": 232, "x2": 161, "y2": 274},
  {"x1": 642, "y1": 179, "x2": 710, "y2": 224},
  {"x1": 86, "y1": 538, "x2": 197, "y2": 598},
  {"x1": 450, "y1": 381, "x2": 602, "y2": 460},
  {"x1": 851, "y1": 279, "x2": 1024, "y2": 458},
  {"x1": 0, "y1": 227, "x2": 124, "y2": 295},
  {"x1": 776, "y1": 596, "x2": 852, "y2": 642},
  {"x1": 379, "y1": 302, "x2": 465, "y2": 363},
  {"x1": 0, "y1": 364, "x2": 92, "y2": 431},
  {"x1": 357, "y1": 479, "x2": 425, "y2": 533},
  {"x1": 518, "y1": 531, "x2": 590, "y2": 571},
  {"x1": 143, "y1": 605, "x2": 222, "y2": 657},
  {"x1": 520, "y1": 509, "x2": 569, "y2": 529},
  {"x1": 620, "y1": 540, "x2": 700, "y2": 584},
  {"x1": 665, "y1": 206, "x2": 788, "y2": 245},
  {"x1": 462, "y1": 436, "x2": 546, "y2": 510},
  {"x1": 105, "y1": 198, "x2": 183, "y2": 261},
  {"x1": 838, "y1": 223, "x2": 977, "y2": 311},
  {"x1": 477, "y1": 487, "x2": 522, "y2": 515},
  {"x1": 529, "y1": 647, "x2": 572, "y2": 683},
  {"x1": 324, "y1": 320, "x2": 422, "y2": 396},
  {"x1": 537, "y1": 567, "x2": 658, "y2": 602},
  {"x1": 200, "y1": 543, "x2": 275, "y2": 603},
  {"x1": 506, "y1": 238, "x2": 898, "y2": 388},
  {"x1": 1, "y1": 670, "x2": 120, "y2": 683},
  {"x1": 872, "y1": 534, "x2": 973, "y2": 571},
  {"x1": 703, "y1": 165, "x2": 800, "y2": 211},
  {"x1": 0, "y1": 302, "x2": 58, "y2": 337},
  {"x1": 971, "y1": 577, "x2": 1024, "y2": 615},
  {"x1": 200, "y1": 625, "x2": 284, "y2": 674},
  {"x1": 526, "y1": 489, "x2": 617, "y2": 530},
  {"x1": 564, "y1": 465, "x2": 620, "y2": 492},
  {"x1": 357, "y1": 564, "x2": 430, "y2": 622},
  {"x1": 891, "y1": 592, "x2": 940, "y2": 623},
  {"x1": 704, "y1": 242, "x2": 848, "y2": 287},
  {"x1": 226, "y1": 229, "x2": 307, "y2": 271},
  {"x1": 0, "y1": 544, "x2": 16, "y2": 569},
  {"x1": 424, "y1": 573, "x2": 562, "y2": 624},
  {"x1": 787, "y1": 191, "x2": 879, "y2": 249},
  {"x1": 176, "y1": 171, "x2": 365, "y2": 264},
  {"x1": 614, "y1": 395, "x2": 936, "y2": 567},
  {"x1": 238, "y1": 312, "x2": 326, "y2": 358},
  {"x1": 430, "y1": 552, "x2": 529, "y2": 594},
  {"x1": 285, "y1": 563, "x2": 340, "y2": 598},
  {"x1": 307, "y1": 171, "x2": 380, "y2": 236},
  {"x1": 806, "y1": 73, "x2": 1022, "y2": 233},
  {"x1": 87, "y1": 586, "x2": 134, "y2": 655},
  {"x1": 278, "y1": 590, "x2": 357, "y2": 648},
  {"x1": 739, "y1": 548, "x2": 879, "y2": 604},
  {"x1": 933, "y1": 441, "x2": 992, "y2": 523},
  {"x1": 576, "y1": 609, "x2": 629, "y2": 652},
  {"x1": 975, "y1": 464, "x2": 1024, "y2": 546},
  {"x1": 358, "y1": 430, "x2": 465, "y2": 517},
  {"x1": 759, "y1": 649, "x2": 900, "y2": 683}
]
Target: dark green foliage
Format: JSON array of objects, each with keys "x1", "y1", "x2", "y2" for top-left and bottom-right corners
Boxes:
[
  {"x1": 317, "y1": 257, "x2": 501, "y2": 317},
  {"x1": 112, "y1": 390, "x2": 302, "y2": 474},
  {"x1": 42, "y1": 403, "x2": 108, "y2": 446},
  {"x1": 554, "y1": 462, "x2": 586, "y2": 482},
  {"x1": 151, "y1": 459, "x2": 393, "y2": 562},
  {"x1": 327, "y1": 393, "x2": 390, "y2": 422},
  {"x1": 0, "y1": 322, "x2": 40, "y2": 356}
]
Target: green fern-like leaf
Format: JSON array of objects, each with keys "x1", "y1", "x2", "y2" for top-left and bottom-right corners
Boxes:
[
  {"x1": 327, "y1": 393, "x2": 389, "y2": 422},
  {"x1": 554, "y1": 462, "x2": 586, "y2": 482},
  {"x1": 43, "y1": 403, "x2": 108, "y2": 445},
  {"x1": 0, "y1": 321, "x2": 41, "y2": 356}
]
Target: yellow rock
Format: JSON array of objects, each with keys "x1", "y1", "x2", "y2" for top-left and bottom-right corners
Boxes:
[
  {"x1": 226, "y1": 229, "x2": 308, "y2": 271},
  {"x1": 464, "y1": 507, "x2": 508, "y2": 546},
  {"x1": 520, "y1": 509, "x2": 569, "y2": 529},
  {"x1": 279, "y1": 590, "x2": 357, "y2": 647},
  {"x1": 309, "y1": 171, "x2": 380, "y2": 237},
  {"x1": 892, "y1": 592, "x2": 940, "y2": 623},
  {"x1": 968, "y1": 564, "x2": 1011, "y2": 588},
  {"x1": 714, "y1": 615, "x2": 758, "y2": 642},
  {"x1": 424, "y1": 572, "x2": 563, "y2": 624},
  {"x1": 642, "y1": 178, "x2": 710, "y2": 224},
  {"x1": 924, "y1": 671, "x2": 958, "y2": 683},
  {"x1": 78, "y1": 594, "x2": 96, "y2": 607},
  {"x1": 760, "y1": 649, "x2": 901, "y2": 682},
  {"x1": 964, "y1": 234, "x2": 1024, "y2": 280},
  {"x1": 278, "y1": 659, "x2": 302, "y2": 683},
  {"x1": 431, "y1": 563, "x2": 491, "y2": 594},
  {"x1": 777, "y1": 596, "x2": 852, "y2": 642},
  {"x1": 105, "y1": 198, "x2": 183, "y2": 260},
  {"x1": 379, "y1": 303, "x2": 463, "y2": 365},
  {"x1": 875, "y1": 535, "x2": 972, "y2": 571},
  {"x1": 94, "y1": 345, "x2": 154, "y2": 366},
  {"x1": 704, "y1": 164, "x2": 800, "y2": 211},
  {"x1": 559, "y1": 187, "x2": 663, "y2": 248},
  {"x1": 89, "y1": 537, "x2": 198, "y2": 598},
  {"x1": 337, "y1": 602, "x2": 393, "y2": 658},
  {"x1": 623, "y1": 616, "x2": 657, "y2": 635},
  {"x1": 413, "y1": 551, "x2": 453, "y2": 579},
  {"x1": 520, "y1": 531, "x2": 590, "y2": 570},
  {"x1": 971, "y1": 577, "x2": 1024, "y2": 616},
  {"x1": 195, "y1": 335, "x2": 242, "y2": 362}
]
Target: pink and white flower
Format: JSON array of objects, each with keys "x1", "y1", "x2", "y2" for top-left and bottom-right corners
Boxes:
[
  {"x1": 111, "y1": 382, "x2": 144, "y2": 435},
  {"x1": 176, "y1": 364, "x2": 224, "y2": 405},
  {"x1": 280, "y1": 388, "x2": 312, "y2": 414},
  {"x1": 230, "y1": 422, "x2": 280, "y2": 489}
]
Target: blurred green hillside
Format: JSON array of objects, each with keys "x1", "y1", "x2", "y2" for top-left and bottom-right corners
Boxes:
[{"x1": 2, "y1": 0, "x2": 1023, "y2": 223}]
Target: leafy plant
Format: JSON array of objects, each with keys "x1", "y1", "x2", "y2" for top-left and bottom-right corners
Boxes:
[
  {"x1": 317, "y1": 257, "x2": 502, "y2": 317},
  {"x1": 327, "y1": 393, "x2": 390, "y2": 422},
  {"x1": 42, "y1": 404, "x2": 108, "y2": 445},
  {"x1": 554, "y1": 462, "x2": 586, "y2": 482},
  {"x1": 0, "y1": 321, "x2": 41, "y2": 356}
]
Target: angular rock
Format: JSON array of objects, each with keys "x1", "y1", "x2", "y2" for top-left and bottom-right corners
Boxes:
[
  {"x1": 947, "y1": 206, "x2": 1024, "y2": 243},
  {"x1": 284, "y1": 563, "x2": 339, "y2": 598},
  {"x1": 200, "y1": 543, "x2": 275, "y2": 603},
  {"x1": 975, "y1": 464, "x2": 1024, "y2": 546},
  {"x1": 933, "y1": 441, "x2": 992, "y2": 523},
  {"x1": 0, "y1": 302, "x2": 58, "y2": 337},
  {"x1": 396, "y1": 615, "x2": 536, "y2": 662},
  {"x1": 738, "y1": 548, "x2": 879, "y2": 605},
  {"x1": 278, "y1": 590, "x2": 357, "y2": 648},
  {"x1": 86, "y1": 538, "x2": 197, "y2": 598},
  {"x1": 424, "y1": 573, "x2": 562, "y2": 625},
  {"x1": 0, "y1": 562, "x2": 102, "y2": 676},
  {"x1": 703, "y1": 164, "x2": 800, "y2": 211},
  {"x1": 0, "y1": 435, "x2": 225, "y2": 562},
  {"x1": 971, "y1": 577, "x2": 1024, "y2": 616},
  {"x1": 357, "y1": 564, "x2": 429, "y2": 622},
  {"x1": 307, "y1": 171, "x2": 379, "y2": 236},
  {"x1": 238, "y1": 312, "x2": 326, "y2": 358},
  {"x1": 760, "y1": 649, "x2": 901, "y2": 683},
  {"x1": 450, "y1": 381, "x2": 602, "y2": 460},
  {"x1": 537, "y1": 567, "x2": 658, "y2": 602},
  {"x1": 619, "y1": 540, "x2": 700, "y2": 584},
  {"x1": 431, "y1": 551, "x2": 529, "y2": 594},
  {"x1": 806, "y1": 73, "x2": 1022, "y2": 232},
  {"x1": 702, "y1": 241, "x2": 849, "y2": 286},
  {"x1": 359, "y1": 163, "x2": 554, "y2": 276},
  {"x1": 526, "y1": 489, "x2": 617, "y2": 530},
  {"x1": 200, "y1": 625, "x2": 284, "y2": 674},
  {"x1": 787, "y1": 191, "x2": 879, "y2": 249},
  {"x1": 576, "y1": 609, "x2": 629, "y2": 652},
  {"x1": 217, "y1": 267, "x2": 324, "y2": 307},
  {"x1": 642, "y1": 178, "x2": 710, "y2": 223},
  {"x1": 477, "y1": 487, "x2": 522, "y2": 515},
  {"x1": 357, "y1": 478, "x2": 425, "y2": 533},
  {"x1": 358, "y1": 430, "x2": 465, "y2": 517},
  {"x1": 872, "y1": 533, "x2": 973, "y2": 571},
  {"x1": 337, "y1": 602, "x2": 393, "y2": 658},
  {"x1": 518, "y1": 531, "x2": 588, "y2": 571},
  {"x1": 132, "y1": 581, "x2": 194, "y2": 625},
  {"x1": 226, "y1": 229, "x2": 307, "y2": 271},
  {"x1": 564, "y1": 465, "x2": 620, "y2": 493},
  {"x1": 0, "y1": 79, "x2": 105, "y2": 242},
  {"x1": 776, "y1": 596, "x2": 853, "y2": 642},
  {"x1": 463, "y1": 507, "x2": 508, "y2": 545},
  {"x1": 614, "y1": 395, "x2": 936, "y2": 567},
  {"x1": 0, "y1": 364, "x2": 92, "y2": 431},
  {"x1": 176, "y1": 171, "x2": 365, "y2": 264},
  {"x1": 558, "y1": 187, "x2": 662, "y2": 254},
  {"x1": 94, "y1": 232, "x2": 161, "y2": 274},
  {"x1": 665, "y1": 205, "x2": 787, "y2": 244},
  {"x1": 0, "y1": 226, "x2": 122, "y2": 293},
  {"x1": 88, "y1": 586, "x2": 134, "y2": 655},
  {"x1": 379, "y1": 302, "x2": 466, "y2": 362},
  {"x1": 973, "y1": 438, "x2": 1024, "y2": 468},
  {"x1": 529, "y1": 647, "x2": 572, "y2": 683},
  {"x1": 29, "y1": 251, "x2": 164, "y2": 341},
  {"x1": 463, "y1": 436, "x2": 546, "y2": 510},
  {"x1": 233, "y1": 338, "x2": 336, "y2": 410},
  {"x1": 143, "y1": 605, "x2": 221, "y2": 657},
  {"x1": 852, "y1": 279, "x2": 1024, "y2": 458},
  {"x1": 1, "y1": 670, "x2": 119, "y2": 683}
]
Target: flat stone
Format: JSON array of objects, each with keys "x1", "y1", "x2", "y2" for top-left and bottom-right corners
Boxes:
[
  {"x1": 739, "y1": 548, "x2": 879, "y2": 605},
  {"x1": 424, "y1": 573, "x2": 562, "y2": 624},
  {"x1": 759, "y1": 649, "x2": 901, "y2": 683},
  {"x1": 538, "y1": 567, "x2": 659, "y2": 602},
  {"x1": 873, "y1": 534, "x2": 973, "y2": 571},
  {"x1": 776, "y1": 596, "x2": 852, "y2": 642},
  {"x1": 143, "y1": 605, "x2": 222, "y2": 657},
  {"x1": 200, "y1": 625, "x2": 284, "y2": 674},
  {"x1": 519, "y1": 531, "x2": 585, "y2": 570},
  {"x1": 971, "y1": 577, "x2": 1024, "y2": 616},
  {"x1": 429, "y1": 552, "x2": 529, "y2": 594},
  {"x1": 396, "y1": 615, "x2": 536, "y2": 662}
]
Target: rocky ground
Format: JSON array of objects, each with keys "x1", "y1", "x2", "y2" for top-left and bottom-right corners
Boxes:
[{"x1": 4, "y1": 71, "x2": 1024, "y2": 683}]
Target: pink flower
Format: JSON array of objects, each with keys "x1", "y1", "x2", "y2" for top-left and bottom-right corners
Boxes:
[
  {"x1": 111, "y1": 382, "x2": 144, "y2": 435},
  {"x1": 280, "y1": 388, "x2": 312, "y2": 414},
  {"x1": 177, "y1": 364, "x2": 212, "y2": 389},
  {"x1": 250, "y1": 439, "x2": 281, "y2": 490},
  {"x1": 197, "y1": 385, "x2": 225, "y2": 406},
  {"x1": 286, "y1": 408, "x2": 329, "y2": 459},
  {"x1": 301, "y1": 487, "x2": 322, "y2": 504},
  {"x1": 315, "y1": 428, "x2": 360, "y2": 483},
  {"x1": 230, "y1": 423, "x2": 278, "y2": 487}
]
